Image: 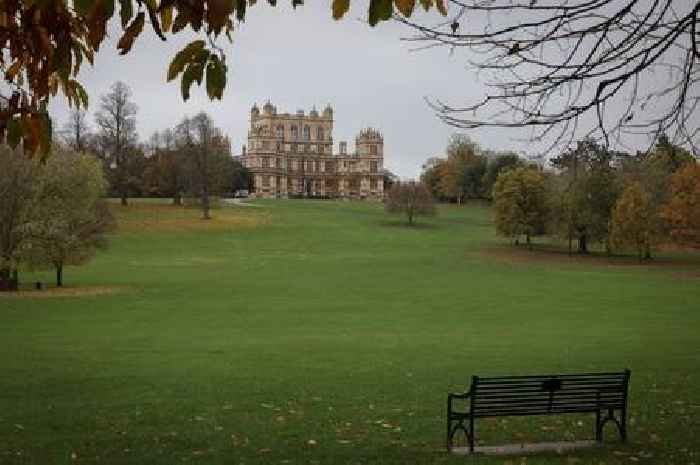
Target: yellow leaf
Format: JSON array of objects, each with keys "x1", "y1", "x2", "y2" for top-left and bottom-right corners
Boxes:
[
  {"x1": 161, "y1": 6, "x2": 173, "y2": 32},
  {"x1": 394, "y1": 0, "x2": 415, "y2": 17},
  {"x1": 332, "y1": 0, "x2": 350, "y2": 20},
  {"x1": 435, "y1": 0, "x2": 447, "y2": 15},
  {"x1": 6, "y1": 60, "x2": 22, "y2": 80}
]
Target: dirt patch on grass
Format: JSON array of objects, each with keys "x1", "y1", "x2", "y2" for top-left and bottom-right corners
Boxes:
[
  {"x1": 478, "y1": 244, "x2": 700, "y2": 278},
  {"x1": 0, "y1": 285, "x2": 122, "y2": 299},
  {"x1": 112, "y1": 203, "x2": 270, "y2": 233}
]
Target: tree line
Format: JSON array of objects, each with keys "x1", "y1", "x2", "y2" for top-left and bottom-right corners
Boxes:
[
  {"x1": 420, "y1": 135, "x2": 699, "y2": 259},
  {"x1": 490, "y1": 137, "x2": 699, "y2": 259},
  {"x1": 64, "y1": 81, "x2": 252, "y2": 216},
  {"x1": 420, "y1": 135, "x2": 524, "y2": 204}
]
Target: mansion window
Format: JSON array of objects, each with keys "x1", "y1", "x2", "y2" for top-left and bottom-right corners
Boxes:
[
  {"x1": 314, "y1": 161, "x2": 319, "y2": 172},
  {"x1": 276, "y1": 158, "x2": 281, "y2": 168},
  {"x1": 291, "y1": 144, "x2": 297, "y2": 152},
  {"x1": 305, "y1": 144, "x2": 310, "y2": 152},
  {"x1": 325, "y1": 161, "x2": 334, "y2": 172},
  {"x1": 276, "y1": 142, "x2": 282, "y2": 152},
  {"x1": 276, "y1": 125, "x2": 284, "y2": 138},
  {"x1": 370, "y1": 161, "x2": 378, "y2": 173},
  {"x1": 303, "y1": 126, "x2": 311, "y2": 141},
  {"x1": 288, "y1": 159, "x2": 296, "y2": 171},
  {"x1": 262, "y1": 140, "x2": 270, "y2": 150},
  {"x1": 262, "y1": 157, "x2": 269, "y2": 168},
  {"x1": 291, "y1": 125, "x2": 298, "y2": 139},
  {"x1": 370, "y1": 179, "x2": 378, "y2": 190},
  {"x1": 262, "y1": 176, "x2": 271, "y2": 187},
  {"x1": 318, "y1": 145, "x2": 324, "y2": 154},
  {"x1": 307, "y1": 161, "x2": 313, "y2": 171},
  {"x1": 317, "y1": 127, "x2": 324, "y2": 140},
  {"x1": 370, "y1": 144, "x2": 378, "y2": 155}
]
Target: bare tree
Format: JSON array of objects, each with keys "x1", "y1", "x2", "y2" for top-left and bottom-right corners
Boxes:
[
  {"x1": 400, "y1": 0, "x2": 700, "y2": 153},
  {"x1": 63, "y1": 109, "x2": 90, "y2": 153},
  {"x1": 94, "y1": 81, "x2": 138, "y2": 206},
  {"x1": 385, "y1": 181, "x2": 437, "y2": 226},
  {"x1": 175, "y1": 113, "x2": 231, "y2": 219}
]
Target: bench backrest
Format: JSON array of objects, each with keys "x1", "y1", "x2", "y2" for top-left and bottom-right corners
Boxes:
[{"x1": 470, "y1": 371, "x2": 631, "y2": 418}]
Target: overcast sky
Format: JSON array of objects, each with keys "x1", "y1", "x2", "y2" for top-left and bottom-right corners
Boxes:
[
  {"x1": 46, "y1": 2, "x2": 694, "y2": 177},
  {"x1": 45, "y1": 3, "x2": 510, "y2": 178}
]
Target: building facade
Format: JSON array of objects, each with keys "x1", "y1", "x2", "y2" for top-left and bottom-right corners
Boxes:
[{"x1": 241, "y1": 101, "x2": 384, "y2": 199}]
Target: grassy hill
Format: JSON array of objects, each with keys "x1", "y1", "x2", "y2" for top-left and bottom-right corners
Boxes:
[{"x1": 1, "y1": 199, "x2": 699, "y2": 464}]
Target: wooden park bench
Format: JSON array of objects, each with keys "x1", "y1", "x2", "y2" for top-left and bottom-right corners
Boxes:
[{"x1": 447, "y1": 370, "x2": 631, "y2": 453}]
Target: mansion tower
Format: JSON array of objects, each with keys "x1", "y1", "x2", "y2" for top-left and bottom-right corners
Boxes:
[{"x1": 241, "y1": 101, "x2": 384, "y2": 199}]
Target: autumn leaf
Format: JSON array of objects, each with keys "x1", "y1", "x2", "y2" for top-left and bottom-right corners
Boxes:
[
  {"x1": 168, "y1": 40, "x2": 206, "y2": 82},
  {"x1": 118, "y1": 0, "x2": 133, "y2": 28},
  {"x1": 332, "y1": 0, "x2": 350, "y2": 19},
  {"x1": 394, "y1": 0, "x2": 415, "y2": 17},
  {"x1": 368, "y1": 0, "x2": 392, "y2": 26},
  {"x1": 161, "y1": 6, "x2": 174, "y2": 32},
  {"x1": 117, "y1": 12, "x2": 145, "y2": 55},
  {"x1": 206, "y1": 56, "x2": 227, "y2": 100}
]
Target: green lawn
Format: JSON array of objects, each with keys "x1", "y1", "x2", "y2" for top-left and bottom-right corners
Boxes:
[{"x1": 1, "y1": 200, "x2": 699, "y2": 464}]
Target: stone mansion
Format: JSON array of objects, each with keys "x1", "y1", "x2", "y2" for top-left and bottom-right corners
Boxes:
[{"x1": 241, "y1": 101, "x2": 384, "y2": 199}]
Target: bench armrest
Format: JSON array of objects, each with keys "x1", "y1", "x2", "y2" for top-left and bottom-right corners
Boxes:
[{"x1": 447, "y1": 391, "x2": 471, "y2": 415}]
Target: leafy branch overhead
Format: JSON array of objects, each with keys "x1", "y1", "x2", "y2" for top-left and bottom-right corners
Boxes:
[{"x1": 1, "y1": 0, "x2": 445, "y2": 155}]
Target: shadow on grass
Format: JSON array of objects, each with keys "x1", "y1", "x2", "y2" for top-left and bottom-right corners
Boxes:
[
  {"x1": 378, "y1": 219, "x2": 442, "y2": 230},
  {"x1": 478, "y1": 241, "x2": 700, "y2": 277}
]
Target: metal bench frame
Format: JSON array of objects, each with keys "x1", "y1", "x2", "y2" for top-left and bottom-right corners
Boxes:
[{"x1": 447, "y1": 370, "x2": 631, "y2": 453}]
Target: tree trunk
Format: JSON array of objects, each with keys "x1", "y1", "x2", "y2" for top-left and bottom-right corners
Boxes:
[
  {"x1": 173, "y1": 192, "x2": 182, "y2": 206},
  {"x1": 578, "y1": 233, "x2": 588, "y2": 254},
  {"x1": 11, "y1": 269, "x2": 18, "y2": 290},
  {"x1": 56, "y1": 263, "x2": 63, "y2": 287},
  {"x1": 201, "y1": 190, "x2": 211, "y2": 220},
  {"x1": 120, "y1": 190, "x2": 128, "y2": 206},
  {"x1": 0, "y1": 267, "x2": 17, "y2": 291},
  {"x1": 526, "y1": 233, "x2": 531, "y2": 249}
]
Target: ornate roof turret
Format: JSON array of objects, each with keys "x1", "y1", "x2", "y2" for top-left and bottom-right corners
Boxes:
[
  {"x1": 323, "y1": 104, "x2": 333, "y2": 118},
  {"x1": 356, "y1": 127, "x2": 383, "y2": 142},
  {"x1": 310, "y1": 106, "x2": 319, "y2": 118},
  {"x1": 251, "y1": 103, "x2": 260, "y2": 118},
  {"x1": 263, "y1": 100, "x2": 275, "y2": 115}
]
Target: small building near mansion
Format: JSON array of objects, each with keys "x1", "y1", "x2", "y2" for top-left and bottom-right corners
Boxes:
[{"x1": 241, "y1": 101, "x2": 384, "y2": 199}]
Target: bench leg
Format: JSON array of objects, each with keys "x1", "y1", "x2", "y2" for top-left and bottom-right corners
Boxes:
[
  {"x1": 595, "y1": 410, "x2": 602, "y2": 442},
  {"x1": 469, "y1": 416, "x2": 475, "y2": 453},
  {"x1": 620, "y1": 408, "x2": 628, "y2": 443}
]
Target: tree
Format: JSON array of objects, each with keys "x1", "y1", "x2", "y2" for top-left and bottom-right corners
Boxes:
[
  {"x1": 175, "y1": 113, "x2": 232, "y2": 219},
  {"x1": 230, "y1": 159, "x2": 252, "y2": 193},
  {"x1": 482, "y1": 153, "x2": 523, "y2": 200},
  {"x1": 385, "y1": 181, "x2": 436, "y2": 226},
  {"x1": 402, "y1": 1, "x2": 699, "y2": 151},
  {"x1": 0, "y1": 146, "x2": 38, "y2": 291},
  {"x1": 420, "y1": 157, "x2": 450, "y2": 201},
  {"x1": 95, "y1": 82, "x2": 139, "y2": 206},
  {"x1": 610, "y1": 182, "x2": 660, "y2": 260},
  {"x1": 143, "y1": 129, "x2": 189, "y2": 203},
  {"x1": 382, "y1": 168, "x2": 399, "y2": 193},
  {"x1": 20, "y1": 147, "x2": 114, "y2": 287},
  {"x1": 62, "y1": 109, "x2": 91, "y2": 153},
  {"x1": 548, "y1": 139, "x2": 623, "y2": 254},
  {"x1": 660, "y1": 163, "x2": 700, "y2": 248},
  {"x1": 492, "y1": 167, "x2": 549, "y2": 246}
]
